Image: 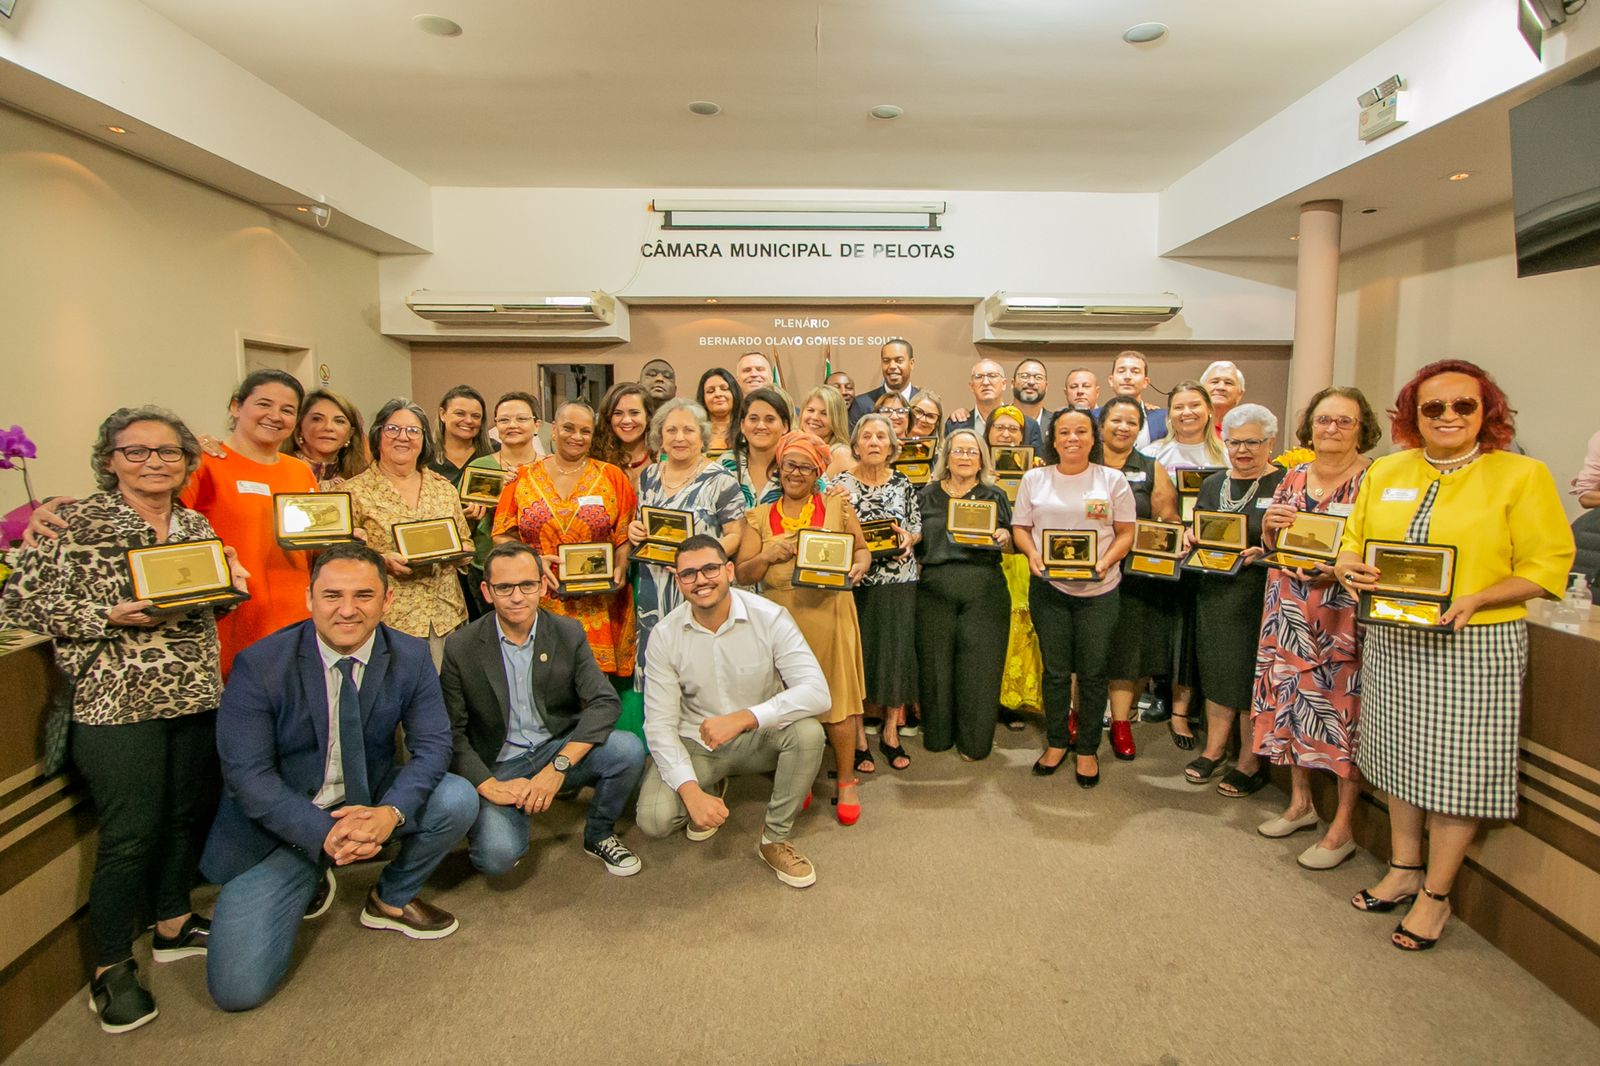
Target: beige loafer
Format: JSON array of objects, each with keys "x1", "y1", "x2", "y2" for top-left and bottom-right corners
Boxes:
[
  {"x1": 1257, "y1": 810, "x2": 1319, "y2": 838},
  {"x1": 1297, "y1": 839, "x2": 1357, "y2": 870}
]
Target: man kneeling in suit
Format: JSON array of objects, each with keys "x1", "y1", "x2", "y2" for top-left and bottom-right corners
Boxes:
[
  {"x1": 203, "y1": 543, "x2": 477, "y2": 1012},
  {"x1": 442, "y1": 542, "x2": 646, "y2": 877}
]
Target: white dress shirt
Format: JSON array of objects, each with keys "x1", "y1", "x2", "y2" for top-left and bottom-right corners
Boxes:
[
  {"x1": 642, "y1": 588, "x2": 830, "y2": 791},
  {"x1": 313, "y1": 631, "x2": 376, "y2": 809}
]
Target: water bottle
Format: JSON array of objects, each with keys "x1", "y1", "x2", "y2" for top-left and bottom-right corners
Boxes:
[{"x1": 1550, "y1": 573, "x2": 1591, "y2": 634}]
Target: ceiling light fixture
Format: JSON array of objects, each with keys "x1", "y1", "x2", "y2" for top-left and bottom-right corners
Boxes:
[
  {"x1": 1448, "y1": 171, "x2": 1472, "y2": 181},
  {"x1": 413, "y1": 14, "x2": 462, "y2": 37},
  {"x1": 687, "y1": 101, "x2": 722, "y2": 117},
  {"x1": 704, "y1": 298, "x2": 718, "y2": 304},
  {"x1": 1289, "y1": 235, "x2": 1300, "y2": 241},
  {"x1": 1123, "y1": 22, "x2": 1168, "y2": 44},
  {"x1": 105, "y1": 125, "x2": 128, "y2": 135},
  {"x1": 868, "y1": 104, "x2": 904, "y2": 120},
  {"x1": 296, "y1": 206, "x2": 309, "y2": 213}
]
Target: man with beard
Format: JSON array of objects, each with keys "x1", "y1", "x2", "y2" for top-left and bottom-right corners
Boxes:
[
  {"x1": 946, "y1": 358, "x2": 1043, "y2": 449},
  {"x1": 1010, "y1": 359, "x2": 1050, "y2": 428}
]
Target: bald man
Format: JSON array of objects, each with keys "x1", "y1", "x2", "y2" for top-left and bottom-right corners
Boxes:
[
  {"x1": 945, "y1": 358, "x2": 1043, "y2": 450},
  {"x1": 1063, "y1": 368, "x2": 1100, "y2": 410}
]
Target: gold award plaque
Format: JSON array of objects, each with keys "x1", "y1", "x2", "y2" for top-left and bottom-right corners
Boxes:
[
  {"x1": 860, "y1": 519, "x2": 900, "y2": 557},
  {"x1": 1125, "y1": 519, "x2": 1185, "y2": 582},
  {"x1": 1264, "y1": 511, "x2": 1345, "y2": 571},
  {"x1": 393, "y1": 518, "x2": 472, "y2": 566},
  {"x1": 634, "y1": 506, "x2": 694, "y2": 566},
  {"x1": 1043, "y1": 529, "x2": 1100, "y2": 582},
  {"x1": 793, "y1": 529, "x2": 855, "y2": 590},
  {"x1": 893, "y1": 437, "x2": 936, "y2": 486},
  {"x1": 458, "y1": 467, "x2": 509, "y2": 506},
  {"x1": 127, "y1": 538, "x2": 248, "y2": 617},
  {"x1": 558, "y1": 542, "x2": 619, "y2": 595},
  {"x1": 1357, "y1": 540, "x2": 1455, "y2": 629},
  {"x1": 991, "y1": 446, "x2": 1033, "y2": 475},
  {"x1": 946, "y1": 497, "x2": 1001, "y2": 549},
  {"x1": 1183, "y1": 509, "x2": 1248, "y2": 576},
  {"x1": 1176, "y1": 467, "x2": 1224, "y2": 495},
  {"x1": 274, "y1": 492, "x2": 354, "y2": 550}
]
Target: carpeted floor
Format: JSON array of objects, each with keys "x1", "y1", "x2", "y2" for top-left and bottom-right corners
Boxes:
[{"x1": 11, "y1": 720, "x2": 1600, "y2": 1066}]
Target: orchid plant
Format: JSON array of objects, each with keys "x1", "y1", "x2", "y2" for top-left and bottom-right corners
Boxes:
[{"x1": 1, "y1": 424, "x2": 39, "y2": 557}]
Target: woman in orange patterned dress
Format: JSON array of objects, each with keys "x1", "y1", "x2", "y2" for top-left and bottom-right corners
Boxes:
[{"x1": 492, "y1": 401, "x2": 637, "y2": 678}]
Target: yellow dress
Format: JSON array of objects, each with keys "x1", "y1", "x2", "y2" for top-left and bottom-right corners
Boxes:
[{"x1": 998, "y1": 553, "x2": 1043, "y2": 711}]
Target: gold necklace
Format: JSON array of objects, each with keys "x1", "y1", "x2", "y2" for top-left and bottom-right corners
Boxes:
[{"x1": 549, "y1": 456, "x2": 586, "y2": 477}]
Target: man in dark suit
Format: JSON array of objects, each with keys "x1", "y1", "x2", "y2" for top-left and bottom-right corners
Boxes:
[
  {"x1": 946, "y1": 357, "x2": 1045, "y2": 450},
  {"x1": 202, "y1": 543, "x2": 476, "y2": 1012},
  {"x1": 847, "y1": 338, "x2": 916, "y2": 424},
  {"x1": 442, "y1": 542, "x2": 646, "y2": 877}
]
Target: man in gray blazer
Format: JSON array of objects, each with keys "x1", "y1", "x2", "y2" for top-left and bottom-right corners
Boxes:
[{"x1": 441, "y1": 542, "x2": 647, "y2": 877}]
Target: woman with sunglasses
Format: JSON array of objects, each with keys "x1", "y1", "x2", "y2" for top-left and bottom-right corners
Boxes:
[
  {"x1": 1251, "y1": 387, "x2": 1379, "y2": 871},
  {"x1": 343, "y1": 398, "x2": 473, "y2": 667},
  {"x1": 736, "y1": 432, "x2": 871, "y2": 824},
  {"x1": 1180, "y1": 403, "x2": 1285, "y2": 792},
  {"x1": 1334, "y1": 360, "x2": 1571, "y2": 951}
]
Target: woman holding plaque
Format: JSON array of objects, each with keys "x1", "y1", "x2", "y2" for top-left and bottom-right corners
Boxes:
[
  {"x1": 3, "y1": 406, "x2": 245, "y2": 1033},
  {"x1": 697, "y1": 367, "x2": 743, "y2": 452},
  {"x1": 1250, "y1": 386, "x2": 1379, "y2": 869},
  {"x1": 628, "y1": 398, "x2": 745, "y2": 671},
  {"x1": 914, "y1": 429, "x2": 1013, "y2": 760},
  {"x1": 463, "y1": 392, "x2": 544, "y2": 619},
  {"x1": 736, "y1": 432, "x2": 871, "y2": 823},
  {"x1": 281, "y1": 388, "x2": 368, "y2": 486},
  {"x1": 429, "y1": 384, "x2": 497, "y2": 484},
  {"x1": 798, "y1": 385, "x2": 855, "y2": 480},
  {"x1": 986, "y1": 406, "x2": 1043, "y2": 730},
  {"x1": 836, "y1": 413, "x2": 922, "y2": 771},
  {"x1": 1333, "y1": 360, "x2": 1572, "y2": 951},
  {"x1": 1142, "y1": 381, "x2": 1225, "y2": 474},
  {"x1": 1180, "y1": 403, "x2": 1286, "y2": 792},
  {"x1": 1013, "y1": 409, "x2": 1137, "y2": 787},
  {"x1": 593, "y1": 382, "x2": 654, "y2": 488},
  {"x1": 724, "y1": 386, "x2": 794, "y2": 508},
  {"x1": 343, "y1": 398, "x2": 472, "y2": 666},
  {"x1": 494, "y1": 401, "x2": 638, "y2": 679},
  {"x1": 1098, "y1": 397, "x2": 1181, "y2": 762}
]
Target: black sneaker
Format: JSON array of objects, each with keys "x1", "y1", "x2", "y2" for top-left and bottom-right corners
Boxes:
[
  {"x1": 304, "y1": 868, "x2": 336, "y2": 921},
  {"x1": 88, "y1": 959, "x2": 158, "y2": 1034},
  {"x1": 151, "y1": 915, "x2": 209, "y2": 963},
  {"x1": 583, "y1": 835, "x2": 642, "y2": 877}
]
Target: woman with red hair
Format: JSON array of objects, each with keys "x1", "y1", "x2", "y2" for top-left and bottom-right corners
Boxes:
[{"x1": 1334, "y1": 359, "x2": 1573, "y2": 951}]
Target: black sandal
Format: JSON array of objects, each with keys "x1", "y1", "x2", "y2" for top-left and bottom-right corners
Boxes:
[
  {"x1": 1351, "y1": 862, "x2": 1425, "y2": 914},
  {"x1": 1168, "y1": 715, "x2": 1197, "y2": 751},
  {"x1": 853, "y1": 746, "x2": 877, "y2": 775},
  {"x1": 879, "y1": 738, "x2": 911, "y2": 771},
  {"x1": 1217, "y1": 766, "x2": 1270, "y2": 798},
  {"x1": 1183, "y1": 755, "x2": 1223, "y2": 784},
  {"x1": 1393, "y1": 885, "x2": 1452, "y2": 951}
]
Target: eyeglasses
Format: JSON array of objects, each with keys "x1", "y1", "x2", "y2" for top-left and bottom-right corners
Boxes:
[
  {"x1": 971, "y1": 372, "x2": 1004, "y2": 382},
  {"x1": 948, "y1": 447, "x2": 982, "y2": 458},
  {"x1": 488, "y1": 581, "x2": 541, "y2": 598},
  {"x1": 779, "y1": 461, "x2": 819, "y2": 477},
  {"x1": 495, "y1": 415, "x2": 537, "y2": 426},
  {"x1": 1224, "y1": 437, "x2": 1269, "y2": 449},
  {"x1": 675, "y1": 562, "x2": 727, "y2": 585},
  {"x1": 381, "y1": 424, "x2": 423, "y2": 438},
  {"x1": 113, "y1": 445, "x2": 185, "y2": 463},
  {"x1": 1015, "y1": 372, "x2": 1047, "y2": 383},
  {"x1": 1418, "y1": 397, "x2": 1479, "y2": 420},
  {"x1": 1313, "y1": 415, "x2": 1357, "y2": 429}
]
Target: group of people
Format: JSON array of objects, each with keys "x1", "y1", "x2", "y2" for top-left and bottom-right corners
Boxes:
[{"x1": 0, "y1": 341, "x2": 1575, "y2": 1035}]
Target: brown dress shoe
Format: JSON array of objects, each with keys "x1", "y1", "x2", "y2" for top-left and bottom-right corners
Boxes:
[{"x1": 358, "y1": 888, "x2": 459, "y2": 940}]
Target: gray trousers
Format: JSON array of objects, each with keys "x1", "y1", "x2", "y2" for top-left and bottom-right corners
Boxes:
[{"x1": 636, "y1": 718, "x2": 826, "y2": 843}]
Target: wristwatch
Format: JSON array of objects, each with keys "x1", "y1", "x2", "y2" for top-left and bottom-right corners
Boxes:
[
  {"x1": 551, "y1": 754, "x2": 572, "y2": 774},
  {"x1": 387, "y1": 804, "x2": 406, "y2": 827}
]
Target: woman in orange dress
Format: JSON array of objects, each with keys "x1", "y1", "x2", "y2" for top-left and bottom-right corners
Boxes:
[{"x1": 492, "y1": 401, "x2": 637, "y2": 678}]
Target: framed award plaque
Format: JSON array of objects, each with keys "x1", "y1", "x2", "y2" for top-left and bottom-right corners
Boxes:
[
  {"x1": 1263, "y1": 511, "x2": 1346, "y2": 571},
  {"x1": 1043, "y1": 529, "x2": 1099, "y2": 581},
  {"x1": 634, "y1": 506, "x2": 694, "y2": 566},
  {"x1": 127, "y1": 538, "x2": 249, "y2": 618},
  {"x1": 946, "y1": 497, "x2": 1001, "y2": 549},
  {"x1": 992, "y1": 446, "x2": 1033, "y2": 501},
  {"x1": 1357, "y1": 540, "x2": 1455, "y2": 629},
  {"x1": 1183, "y1": 509, "x2": 1248, "y2": 576},
  {"x1": 274, "y1": 492, "x2": 355, "y2": 550},
  {"x1": 458, "y1": 466, "x2": 508, "y2": 507},
  {"x1": 1176, "y1": 466, "x2": 1224, "y2": 523},
  {"x1": 859, "y1": 518, "x2": 900, "y2": 557},
  {"x1": 558, "y1": 542, "x2": 620, "y2": 595},
  {"x1": 893, "y1": 437, "x2": 936, "y2": 485},
  {"x1": 792, "y1": 529, "x2": 855, "y2": 590},
  {"x1": 1124, "y1": 519, "x2": 1185, "y2": 581},
  {"x1": 392, "y1": 517, "x2": 473, "y2": 568}
]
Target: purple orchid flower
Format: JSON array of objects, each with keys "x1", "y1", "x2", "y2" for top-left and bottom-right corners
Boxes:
[{"x1": 0, "y1": 425, "x2": 37, "y2": 470}]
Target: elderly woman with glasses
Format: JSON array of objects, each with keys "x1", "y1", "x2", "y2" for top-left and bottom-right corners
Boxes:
[
  {"x1": 736, "y1": 431, "x2": 871, "y2": 824},
  {"x1": 343, "y1": 398, "x2": 474, "y2": 666},
  {"x1": 1180, "y1": 403, "x2": 1286, "y2": 792},
  {"x1": 2, "y1": 406, "x2": 248, "y2": 1033},
  {"x1": 1334, "y1": 360, "x2": 1572, "y2": 952}
]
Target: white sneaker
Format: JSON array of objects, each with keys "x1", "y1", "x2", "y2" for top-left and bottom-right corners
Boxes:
[
  {"x1": 584, "y1": 835, "x2": 642, "y2": 876},
  {"x1": 685, "y1": 780, "x2": 728, "y2": 841}
]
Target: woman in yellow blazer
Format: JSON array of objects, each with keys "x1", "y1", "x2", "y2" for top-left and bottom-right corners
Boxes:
[{"x1": 1333, "y1": 359, "x2": 1573, "y2": 952}]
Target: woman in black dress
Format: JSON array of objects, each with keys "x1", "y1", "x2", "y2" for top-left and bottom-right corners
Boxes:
[{"x1": 1182, "y1": 403, "x2": 1286, "y2": 794}]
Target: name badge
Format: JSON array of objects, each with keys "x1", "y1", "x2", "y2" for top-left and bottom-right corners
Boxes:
[
  {"x1": 1084, "y1": 494, "x2": 1109, "y2": 520},
  {"x1": 578, "y1": 495, "x2": 604, "y2": 507},
  {"x1": 236, "y1": 480, "x2": 272, "y2": 496},
  {"x1": 1123, "y1": 470, "x2": 1147, "y2": 483},
  {"x1": 1381, "y1": 488, "x2": 1419, "y2": 502},
  {"x1": 1256, "y1": 498, "x2": 1271, "y2": 509},
  {"x1": 1327, "y1": 502, "x2": 1354, "y2": 516}
]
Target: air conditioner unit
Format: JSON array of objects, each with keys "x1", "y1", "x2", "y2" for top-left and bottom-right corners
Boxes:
[
  {"x1": 983, "y1": 292, "x2": 1183, "y2": 328},
  {"x1": 406, "y1": 291, "x2": 615, "y2": 327}
]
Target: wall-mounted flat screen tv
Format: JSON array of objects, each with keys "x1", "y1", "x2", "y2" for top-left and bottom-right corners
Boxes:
[{"x1": 1510, "y1": 67, "x2": 1600, "y2": 278}]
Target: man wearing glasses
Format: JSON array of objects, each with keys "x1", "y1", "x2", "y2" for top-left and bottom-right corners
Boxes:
[
  {"x1": 946, "y1": 358, "x2": 1044, "y2": 449},
  {"x1": 636, "y1": 535, "x2": 830, "y2": 888},
  {"x1": 440, "y1": 541, "x2": 646, "y2": 878}
]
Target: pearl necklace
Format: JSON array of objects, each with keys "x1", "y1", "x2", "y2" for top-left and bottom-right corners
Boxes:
[{"x1": 1423, "y1": 443, "x2": 1479, "y2": 469}]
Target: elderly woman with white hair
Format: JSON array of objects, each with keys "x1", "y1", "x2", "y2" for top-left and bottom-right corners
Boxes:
[
  {"x1": 1201, "y1": 361, "x2": 1246, "y2": 435},
  {"x1": 1181, "y1": 402, "x2": 1286, "y2": 795}
]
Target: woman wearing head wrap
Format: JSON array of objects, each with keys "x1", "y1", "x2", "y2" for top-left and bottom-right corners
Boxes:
[{"x1": 736, "y1": 432, "x2": 872, "y2": 825}]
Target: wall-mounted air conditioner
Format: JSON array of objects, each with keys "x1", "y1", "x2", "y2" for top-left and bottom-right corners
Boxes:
[
  {"x1": 406, "y1": 291, "x2": 616, "y2": 327},
  {"x1": 983, "y1": 292, "x2": 1183, "y2": 328}
]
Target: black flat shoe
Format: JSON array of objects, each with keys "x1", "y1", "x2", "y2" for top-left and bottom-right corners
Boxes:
[
  {"x1": 1032, "y1": 750, "x2": 1067, "y2": 776},
  {"x1": 1168, "y1": 717, "x2": 1197, "y2": 751},
  {"x1": 1075, "y1": 760, "x2": 1100, "y2": 789}
]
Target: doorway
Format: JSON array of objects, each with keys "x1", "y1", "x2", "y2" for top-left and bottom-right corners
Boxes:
[
  {"x1": 236, "y1": 331, "x2": 314, "y2": 390},
  {"x1": 539, "y1": 363, "x2": 614, "y2": 412}
]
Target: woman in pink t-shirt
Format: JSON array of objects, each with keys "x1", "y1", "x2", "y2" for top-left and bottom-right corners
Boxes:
[{"x1": 1011, "y1": 409, "x2": 1136, "y2": 788}]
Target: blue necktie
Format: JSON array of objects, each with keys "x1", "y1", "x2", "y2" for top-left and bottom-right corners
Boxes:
[{"x1": 335, "y1": 657, "x2": 371, "y2": 806}]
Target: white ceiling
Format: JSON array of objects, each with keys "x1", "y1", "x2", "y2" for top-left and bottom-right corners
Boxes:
[{"x1": 137, "y1": 0, "x2": 1447, "y2": 191}]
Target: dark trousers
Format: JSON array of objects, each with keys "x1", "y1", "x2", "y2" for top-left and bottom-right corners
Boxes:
[
  {"x1": 1029, "y1": 580, "x2": 1120, "y2": 755},
  {"x1": 915, "y1": 562, "x2": 1009, "y2": 759},
  {"x1": 72, "y1": 711, "x2": 218, "y2": 967}
]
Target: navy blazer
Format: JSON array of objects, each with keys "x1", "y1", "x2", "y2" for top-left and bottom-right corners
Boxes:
[{"x1": 201, "y1": 621, "x2": 453, "y2": 884}]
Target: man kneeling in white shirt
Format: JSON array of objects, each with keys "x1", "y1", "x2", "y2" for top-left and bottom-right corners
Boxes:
[{"x1": 638, "y1": 534, "x2": 830, "y2": 887}]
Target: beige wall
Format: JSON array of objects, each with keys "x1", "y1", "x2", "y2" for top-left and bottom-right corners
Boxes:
[
  {"x1": 1334, "y1": 206, "x2": 1600, "y2": 517},
  {"x1": 0, "y1": 105, "x2": 411, "y2": 512}
]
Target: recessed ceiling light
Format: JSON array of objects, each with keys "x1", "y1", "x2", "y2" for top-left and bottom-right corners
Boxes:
[
  {"x1": 1123, "y1": 22, "x2": 1168, "y2": 44},
  {"x1": 413, "y1": 14, "x2": 462, "y2": 37},
  {"x1": 296, "y1": 206, "x2": 310, "y2": 213},
  {"x1": 869, "y1": 104, "x2": 904, "y2": 120},
  {"x1": 1289, "y1": 234, "x2": 1300, "y2": 241},
  {"x1": 1447, "y1": 171, "x2": 1472, "y2": 181},
  {"x1": 705, "y1": 298, "x2": 718, "y2": 304},
  {"x1": 687, "y1": 101, "x2": 722, "y2": 117},
  {"x1": 105, "y1": 125, "x2": 128, "y2": 135}
]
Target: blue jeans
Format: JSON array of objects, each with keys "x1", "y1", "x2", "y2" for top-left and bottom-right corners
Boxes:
[
  {"x1": 468, "y1": 730, "x2": 646, "y2": 876},
  {"x1": 206, "y1": 773, "x2": 477, "y2": 1012}
]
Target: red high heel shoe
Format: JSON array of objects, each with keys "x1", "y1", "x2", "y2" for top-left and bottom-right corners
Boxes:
[
  {"x1": 1110, "y1": 720, "x2": 1136, "y2": 761},
  {"x1": 801, "y1": 791, "x2": 813, "y2": 813},
  {"x1": 832, "y1": 779, "x2": 861, "y2": 826}
]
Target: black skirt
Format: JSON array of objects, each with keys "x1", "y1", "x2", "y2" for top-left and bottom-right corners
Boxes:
[
  {"x1": 853, "y1": 581, "x2": 919, "y2": 707},
  {"x1": 1106, "y1": 572, "x2": 1177, "y2": 682},
  {"x1": 1190, "y1": 564, "x2": 1268, "y2": 712}
]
